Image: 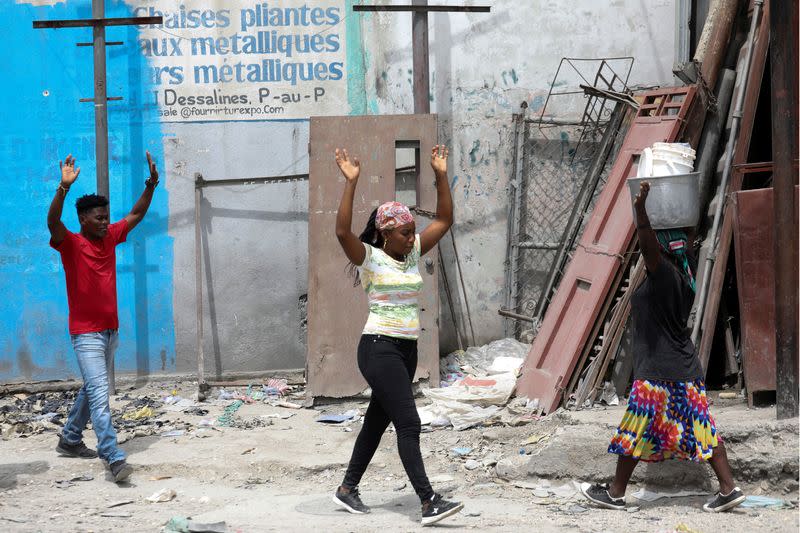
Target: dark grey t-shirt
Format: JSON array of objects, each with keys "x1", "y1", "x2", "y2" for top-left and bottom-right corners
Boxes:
[{"x1": 631, "y1": 259, "x2": 704, "y2": 382}]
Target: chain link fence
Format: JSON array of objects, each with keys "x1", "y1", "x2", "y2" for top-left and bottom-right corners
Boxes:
[{"x1": 503, "y1": 58, "x2": 634, "y2": 341}]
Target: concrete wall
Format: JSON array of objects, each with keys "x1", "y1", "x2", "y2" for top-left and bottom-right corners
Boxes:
[
  {"x1": 357, "y1": 1, "x2": 676, "y2": 349},
  {"x1": 0, "y1": 0, "x2": 675, "y2": 382}
]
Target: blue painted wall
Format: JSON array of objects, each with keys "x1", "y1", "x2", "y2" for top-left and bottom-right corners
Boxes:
[{"x1": 0, "y1": 1, "x2": 174, "y2": 381}]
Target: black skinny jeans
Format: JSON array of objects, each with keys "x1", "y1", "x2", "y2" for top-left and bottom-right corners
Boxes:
[{"x1": 342, "y1": 334, "x2": 435, "y2": 502}]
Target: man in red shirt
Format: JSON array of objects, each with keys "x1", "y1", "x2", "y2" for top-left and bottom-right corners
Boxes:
[{"x1": 48, "y1": 152, "x2": 160, "y2": 483}]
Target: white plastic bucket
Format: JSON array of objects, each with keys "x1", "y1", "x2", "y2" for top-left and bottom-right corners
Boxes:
[
  {"x1": 651, "y1": 142, "x2": 696, "y2": 159},
  {"x1": 637, "y1": 147, "x2": 695, "y2": 178}
]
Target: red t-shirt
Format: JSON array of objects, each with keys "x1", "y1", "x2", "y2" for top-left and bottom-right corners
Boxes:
[{"x1": 51, "y1": 220, "x2": 129, "y2": 335}]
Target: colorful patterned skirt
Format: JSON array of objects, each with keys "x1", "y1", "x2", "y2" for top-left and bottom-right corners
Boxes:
[{"x1": 608, "y1": 379, "x2": 718, "y2": 463}]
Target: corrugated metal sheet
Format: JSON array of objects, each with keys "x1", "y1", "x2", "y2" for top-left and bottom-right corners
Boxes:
[{"x1": 732, "y1": 186, "x2": 798, "y2": 405}]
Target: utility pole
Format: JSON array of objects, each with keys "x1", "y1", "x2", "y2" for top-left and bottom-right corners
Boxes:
[
  {"x1": 34, "y1": 1, "x2": 162, "y2": 393},
  {"x1": 353, "y1": 3, "x2": 490, "y2": 115},
  {"x1": 34, "y1": 1, "x2": 161, "y2": 199}
]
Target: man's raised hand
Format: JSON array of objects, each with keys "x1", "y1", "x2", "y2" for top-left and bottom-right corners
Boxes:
[
  {"x1": 146, "y1": 151, "x2": 159, "y2": 186},
  {"x1": 59, "y1": 155, "x2": 80, "y2": 187},
  {"x1": 430, "y1": 144, "x2": 448, "y2": 175},
  {"x1": 335, "y1": 148, "x2": 360, "y2": 183}
]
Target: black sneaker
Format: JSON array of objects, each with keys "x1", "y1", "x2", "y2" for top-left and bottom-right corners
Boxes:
[
  {"x1": 332, "y1": 486, "x2": 370, "y2": 514},
  {"x1": 109, "y1": 460, "x2": 133, "y2": 483},
  {"x1": 56, "y1": 437, "x2": 98, "y2": 459},
  {"x1": 421, "y1": 493, "x2": 464, "y2": 526},
  {"x1": 580, "y1": 482, "x2": 626, "y2": 510},
  {"x1": 703, "y1": 487, "x2": 746, "y2": 512}
]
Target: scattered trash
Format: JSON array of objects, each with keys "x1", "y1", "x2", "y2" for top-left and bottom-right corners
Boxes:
[
  {"x1": 511, "y1": 480, "x2": 539, "y2": 490},
  {"x1": 598, "y1": 382, "x2": 620, "y2": 406},
  {"x1": 261, "y1": 413, "x2": 295, "y2": 420},
  {"x1": 459, "y1": 338, "x2": 530, "y2": 375},
  {"x1": 165, "y1": 516, "x2": 228, "y2": 533},
  {"x1": 550, "y1": 482, "x2": 580, "y2": 499},
  {"x1": 269, "y1": 400, "x2": 303, "y2": 409},
  {"x1": 740, "y1": 495, "x2": 792, "y2": 509},
  {"x1": 631, "y1": 488, "x2": 708, "y2": 502},
  {"x1": 564, "y1": 503, "x2": 588, "y2": 513},
  {"x1": 121, "y1": 406, "x2": 155, "y2": 421},
  {"x1": 316, "y1": 410, "x2": 359, "y2": 424},
  {"x1": 146, "y1": 488, "x2": 177, "y2": 503},
  {"x1": 217, "y1": 400, "x2": 244, "y2": 427},
  {"x1": 108, "y1": 500, "x2": 135, "y2": 508},
  {"x1": 674, "y1": 523, "x2": 702, "y2": 533},
  {"x1": 394, "y1": 482, "x2": 407, "y2": 491},
  {"x1": 465, "y1": 511, "x2": 482, "y2": 517},
  {"x1": 241, "y1": 447, "x2": 256, "y2": 455},
  {"x1": 429, "y1": 474, "x2": 455, "y2": 483},
  {"x1": 150, "y1": 475, "x2": 173, "y2": 481},
  {"x1": 719, "y1": 392, "x2": 738, "y2": 399},
  {"x1": 418, "y1": 401, "x2": 501, "y2": 431},
  {"x1": 54, "y1": 473, "x2": 94, "y2": 489},
  {"x1": 520, "y1": 433, "x2": 548, "y2": 446},
  {"x1": 487, "y1": 356, "x2": 525, "y2": 374},
  {"x1": 100, "y1": 511, "x2": 131, "y2": 518},
  {"x1": 450, "y1": 447, "x2": 473, "y2": 457},
  {"x1": 501, "y1": 397, "x2": 541, "y2": 426},
  {"x1": 163, "y1": 398, "x2": 201, "y2": 413},
  {"x1": 161, "y1": 430, "x2": 186, "y2": 438},
  {"x1": 217, "y1": 390, "x2": 239, "y2": 401}
]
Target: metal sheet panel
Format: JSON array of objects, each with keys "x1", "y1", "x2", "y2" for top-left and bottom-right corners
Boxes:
[
  {"x1": 307, "y1": 115, "x2": 440, "y2": 398},
  {"x1": 732, "y1": 186, "x2": 799, "y2": 404},
  {"x1": 516, "y1": 87, "x2": 697, "y2": 413}
]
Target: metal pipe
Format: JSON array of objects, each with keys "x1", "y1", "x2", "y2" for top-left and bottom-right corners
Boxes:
[
  {"x1": 498, "y1": 308, "x2": 536, "y2": 323},
  {"x1": 412, "y1": 0, "x2": 430, "y2": 114},
  {"x1": 196, "y1": 173, "x2": 308, "y2": 188},
  {"x1": 511, "y1": 119, "x2": 532, "y2": 323},
  {"x1": 194, "y1": 174, "x2": 207, "y2": 400},
  {"x1": 439, "y1": 252, "x2": 464, "y2": 351},
  {"x1": 504, "y1": 111, "x2": 524, "y2": 336},
  {"x1": 450, "y1": 230, "x2": 476, "y2": 346},
  {"x1": 692, "y1": 0, "x2": 764, "y2": 344},
  {"x1": 695, "y1": 69, "x2": 737, "y2": 212}
]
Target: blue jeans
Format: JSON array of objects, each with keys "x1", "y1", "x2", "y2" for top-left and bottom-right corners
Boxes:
[{"x1": 61, "y1": 330, "x2": 125, "y2": 464}]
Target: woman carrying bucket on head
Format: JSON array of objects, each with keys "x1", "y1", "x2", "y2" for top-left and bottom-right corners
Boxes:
[
  {"x1": 330, "y1": 145, "x2": 464, "y2": 526},
  {"x1": 580, "y1": 180, "x2": 745, "y2": 513}
]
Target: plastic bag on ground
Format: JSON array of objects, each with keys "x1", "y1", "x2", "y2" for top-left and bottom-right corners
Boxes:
[{"x1": 423, "y1": 372, "x2": 517, "y2": 406}]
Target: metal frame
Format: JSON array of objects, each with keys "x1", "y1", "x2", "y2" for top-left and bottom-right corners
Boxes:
[
  {"x1": 501, "y1": 58, "x2": 635, "y2": 330},
  {"x1": 534, "y1": 57, "x2": 634, "y2": 154},
  {"x1": 193, "y1": 172, "x2": 309, "y2": 400}
]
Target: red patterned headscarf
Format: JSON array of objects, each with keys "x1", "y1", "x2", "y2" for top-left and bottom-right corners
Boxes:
[{"x1": 376, "y1": 201, "x2": 414, "y2": 230}]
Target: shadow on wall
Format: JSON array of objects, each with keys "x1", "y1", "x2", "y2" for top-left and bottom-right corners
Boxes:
[{"x1": 198, "y1": 193, "x2": 308, "y2": 379}]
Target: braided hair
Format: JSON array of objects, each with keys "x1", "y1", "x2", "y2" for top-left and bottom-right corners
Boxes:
[{"x1": 346, "y1": 208, "x2": 383, "y2": 286}]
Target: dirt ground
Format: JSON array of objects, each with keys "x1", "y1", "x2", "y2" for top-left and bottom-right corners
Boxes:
[{"x1": 0, "y1": 381, "x2": 797, "y2": 533}]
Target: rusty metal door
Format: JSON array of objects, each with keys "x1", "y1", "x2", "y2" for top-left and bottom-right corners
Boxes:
[
  {"x1": 307, "y1": 115, "x2": 440, "y2": 398},
  {"x1": 516, "y1": 87, "x2": 697, "y2": 413},
  {"x1": 732, "y1": 186, "x2": 799, "y2": 405}
]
